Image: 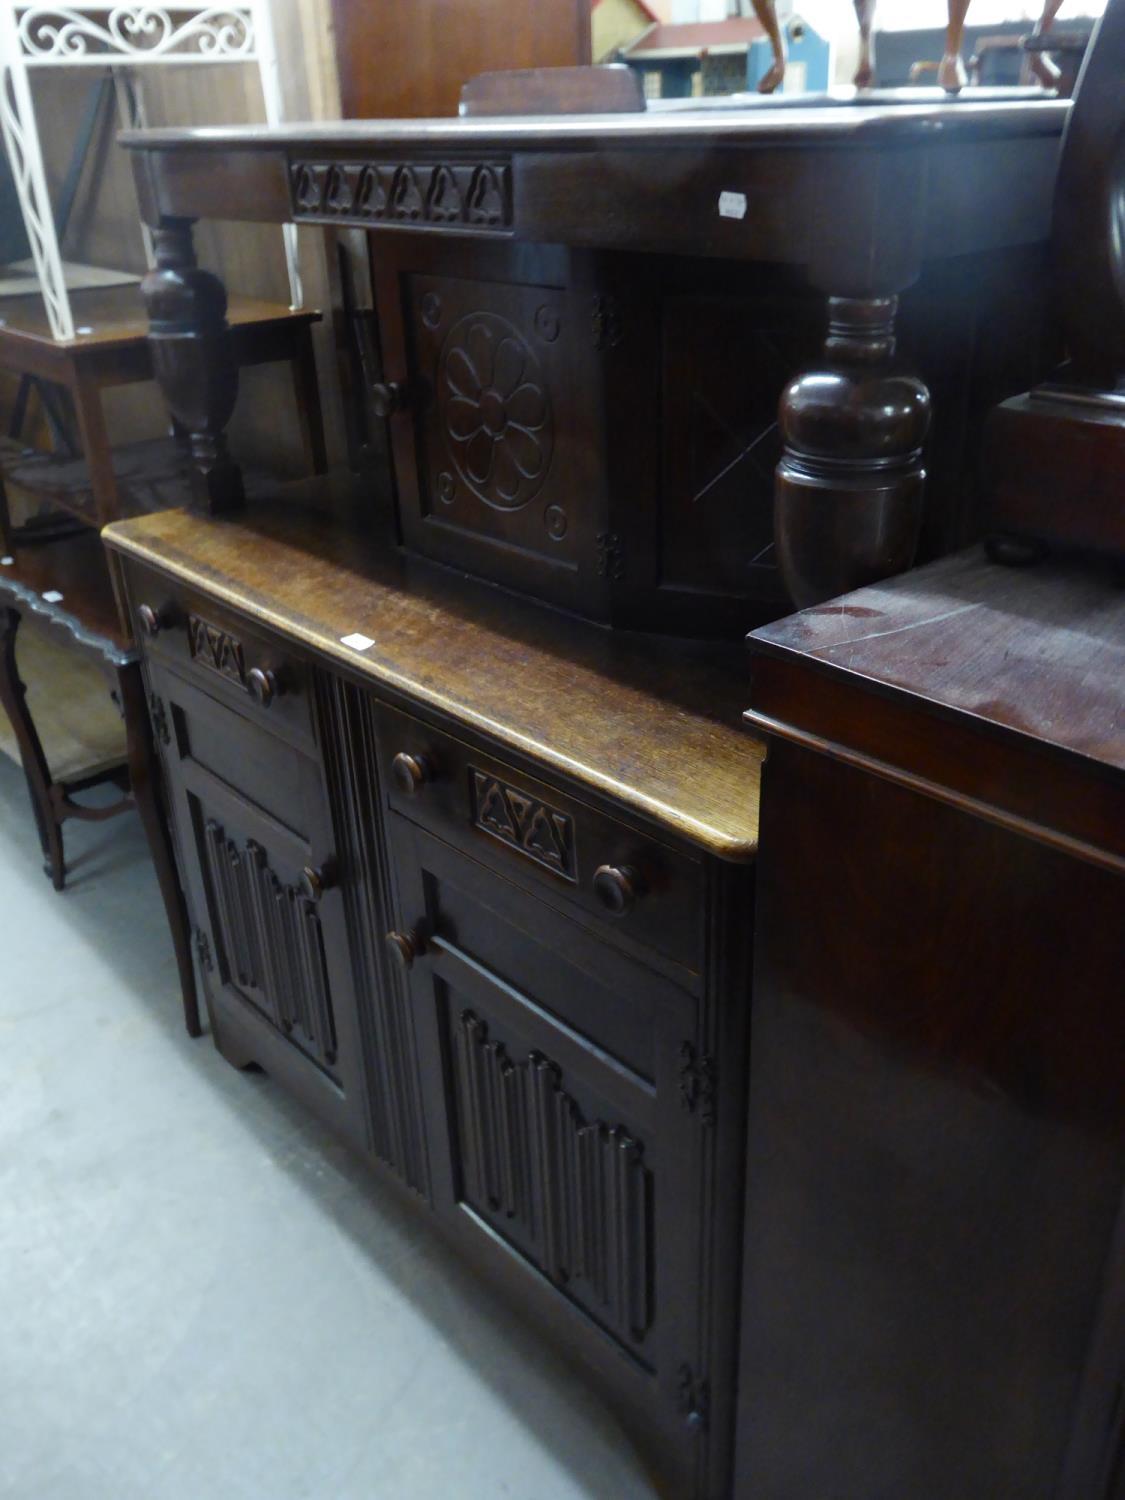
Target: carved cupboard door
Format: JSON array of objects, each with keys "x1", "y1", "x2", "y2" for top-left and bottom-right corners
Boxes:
[
  {"x1": 385, "y1": 816, "x2": 710, "y2": 1445},
  {"x1": 145, "y1": 659, "x2": 368, "y2": 1151}
]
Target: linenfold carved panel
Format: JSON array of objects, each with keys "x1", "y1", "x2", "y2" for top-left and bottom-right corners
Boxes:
[
  {"x1": 201, "y1": 819, "x2": 339, "y2": 1076},
  {"x1": 187, "y1": 613, "x2": 246, "y2": 687},
  {"x1": 453, "y1": 1010, "x2": 653, "y2": 1347},
  {"x1": 470, "y1": 768, "x2": 575, "y2": 879},
  {"x1": 289, "y1": 159, "x2": 512, "y2": 232}
]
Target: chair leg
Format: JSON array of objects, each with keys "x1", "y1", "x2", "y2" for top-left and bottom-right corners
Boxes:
[
  {"x1": 70, "y1": 371, "x2": 120, "y2": 526},
  {"x1": 118, "y1": 660, "x2": 202, "y2": 1038},
  {"x1": 292, "y1": 324, "x2": 329, "y2": 475},
  {"x1": 0, "y1": 606, "x2": 66, "y2": 888}
]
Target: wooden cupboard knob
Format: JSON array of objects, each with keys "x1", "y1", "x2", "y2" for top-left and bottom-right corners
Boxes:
[
  {"x1": 137, "y1": 603, "x2": 165, "y2": 638},
  {"x1": 385, "y1": 928, "x2": 423, "y2": 970},
  {"x1": 246, "y1": 667, "x2": 280, "y2": 707},
  {"x1": 593, "y1": 864, "x2": 643, "y2": 916},
  {"x1": 392, "y1": 751, "x2": 435, "y2": 796},
  {"x1": 300, "y1": 860, "x2": 337, "y2": 902},
  {"x1": 371, "y1": 381, "x2": 407, "y2": 418}
]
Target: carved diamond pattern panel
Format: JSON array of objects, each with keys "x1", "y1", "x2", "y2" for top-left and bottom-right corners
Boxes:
[
  {"x1": 452, "y1": 1010, "x2": 653, "y2": 1350},
  {"x1": 201, "y1": 818, "x2": 338, "y2": 1077},
  {"x1": 289, "y1": 159, "x2": 512, "y2": 232},
  {"x1": 470, "y1": 768, "x2": 575, "y2": 879},
  {"x1": 187, "y1": 614, "x2": 246, "y2": 687}
]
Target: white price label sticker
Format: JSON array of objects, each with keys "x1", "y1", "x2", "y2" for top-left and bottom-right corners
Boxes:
[
  {"x1": 41, "y1": 590, "x2": 64, "y2": 604},
  {"x1": 718, "y1": 190, "x2": 748, "y2": 221},
  {"x1": 340, "y1": 632, "x2": 375, "y2": 651}
]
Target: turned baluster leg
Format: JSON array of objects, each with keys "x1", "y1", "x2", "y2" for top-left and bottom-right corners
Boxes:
[
  {"x1": 117, "y1": 661, "x2": 202, "y2": 1038},
  {"x1": 0, "y1": 606, "x2": 66, "y2": 888},
  {"x1": 939, "y1": 0, "x2": 973, "y2": 92},
  {"x1": 853, "y1": 0, "x2": 877, "y2": 88},
  {"x1": 141, "y1": 219, "x2": 244, "y2": 516},
  {"x1": 750, "y1": 0, "x2": 787, "y2": 94},
  {"x1": 775, "y1": 296, "x2": 931, "y2": 608}
]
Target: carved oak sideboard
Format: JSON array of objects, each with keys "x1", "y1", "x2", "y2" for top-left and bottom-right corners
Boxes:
[
  {"x1": 104, "y1": 501, "x2": 762, "y2": 1500},
  {"x1": 103, "y1": 87, "x2": 1084, "y2": 1500}
]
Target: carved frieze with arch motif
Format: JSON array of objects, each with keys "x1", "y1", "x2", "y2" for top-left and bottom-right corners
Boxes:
[{"x1": 289, "y1": 159, "x2": 512, "y2": 232}]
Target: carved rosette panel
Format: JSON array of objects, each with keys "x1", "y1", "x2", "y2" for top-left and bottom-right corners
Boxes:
[
  {"x1": 187, "y1": 614, "x2": 246, "y2": 686},
  {"x1": 453, "y1": 1011, "x2": 653, "y2": 1347},
  {"x1": 289, "y1": 159, "x2": 512, "y2": 232},
  {"x1": 202, "y1": 820, "x2": 338, "y2": 1076},
  {"x1": 470, "y1": 769, "x2": 574, "y2": 878},
  {"x1": 439, "y1": 314, "x2": 553, "y2": 511}
]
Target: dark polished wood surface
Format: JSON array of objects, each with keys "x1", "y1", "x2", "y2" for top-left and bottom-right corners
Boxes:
[
  {"x1": 330, "y1": 0, "x2": 590, "y2": 120},
  {"x1": 103, "y1": 496, "x2": 764, "y2": 859},
  {"x1": 748, "y1": 546, "x2": 1125, "y2": 774},
  {"x1": 739, "y1": 547, "x2": 1125, "y2": 1499}
]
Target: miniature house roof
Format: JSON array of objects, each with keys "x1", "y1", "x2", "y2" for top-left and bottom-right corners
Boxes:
[{"x1": 622, "y1": 17, "x2": 770, "y2": 59}]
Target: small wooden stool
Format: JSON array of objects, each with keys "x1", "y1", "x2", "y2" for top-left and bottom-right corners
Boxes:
[{"x1": 0, "y1": 530, "x2": 200, "y2": 1037}]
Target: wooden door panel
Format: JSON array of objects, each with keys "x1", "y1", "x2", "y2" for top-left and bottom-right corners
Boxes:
[
  {"x1": 146, "y1": 659, "x2": 368, "y2": 1149},
  {"x1": 387, "y1": 814, "x2": 705, "y2": 1408}
]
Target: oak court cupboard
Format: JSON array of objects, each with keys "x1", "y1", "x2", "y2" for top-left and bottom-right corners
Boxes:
[{"x1": 97, "y1": 23, "x2": 1125, "y2": 1497}]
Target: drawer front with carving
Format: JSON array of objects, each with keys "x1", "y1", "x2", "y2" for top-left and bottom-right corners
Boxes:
[
  {"x1": 146, "y1": 658, "x2": 368, "y2": 1150},
  {"x1": 386, "y1": 816, "x2": 709, "y2": 1450},
  {"x1": 128, "y1": 563, "x2": 313, "y2": 745},
  {"x1": 375, "y1": 700, "x2": 704, "y2": 977}
]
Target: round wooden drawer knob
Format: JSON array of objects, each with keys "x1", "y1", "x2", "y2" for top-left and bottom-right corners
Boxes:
[
  {"x1": 137, "y1": 603, "x2": 166, "y2": 638},
  {"x1": 392, "y1": 751, "x2": 435, "y2": 796},
  {"x1": 385, "y1": 928, "x2": 423, "y2": 970},
  {"x1": 246, "y1": 667, "x2": 281, "y2": 708},
  {"x1": 593, "y1": 864, "x2": 643, "y2": 916},
  {"x1": 300, "y1": 860, "x2": 337, "y2": 902},
  {"x1": 371, "y1": 381, "x2": 407, "y2": 418}
]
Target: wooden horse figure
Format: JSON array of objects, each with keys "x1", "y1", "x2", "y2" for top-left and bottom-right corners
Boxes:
[
  {"x1": 752, "y1": 0, "x2": 1067, "y2": 96},
  {"x1": 750, "y1": 0, "x2": 875, "y2": 92}
]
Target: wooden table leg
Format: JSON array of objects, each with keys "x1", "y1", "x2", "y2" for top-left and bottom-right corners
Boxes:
[
  {"x1": 775, "y1": 294, "x2": 931, "y2": 607},
  {"x1": 117, "y1": 659, "x2": 202, "y2": 1038},
  {"x1": 292, "y1": 322, "x2": 329, "y2": 475},
  {"x1": 0, "y1": 606, "x2": 66, "y2": 888},
  {"x1": 70, "y1": 369, "x2": 121, "y2": 527}
]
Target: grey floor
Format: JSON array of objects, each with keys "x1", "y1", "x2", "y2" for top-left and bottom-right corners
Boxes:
[{"x1": 0, "y1": 752, "x2": 658, "y2": 1500}]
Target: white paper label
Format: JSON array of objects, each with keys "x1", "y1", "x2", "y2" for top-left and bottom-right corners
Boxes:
[
  {"x1": 41, "y1": 590, "x2": 63, "y2": 603},
  {"x1": 340, "y1": 632, "x2": 375, "y2": 651},
  {"x1": 0, "y1": 556, "x2": 12, "y2": 566},
  {"x1": 718, "y1": 190, "x2": 748, "y2": 221}
]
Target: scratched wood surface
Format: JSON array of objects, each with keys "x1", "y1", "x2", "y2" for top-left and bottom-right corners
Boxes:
[
  {"x1": 104, "y1": 498, "x2": 765, "y2": 859},
  {"x1": 749, "y1": 547, "x2": 1125, "y2": 773}
]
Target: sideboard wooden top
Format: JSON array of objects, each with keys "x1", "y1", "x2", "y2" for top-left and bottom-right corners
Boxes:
[
  {"x1": 104, "y1": 504, "x2": 764, "y2": 861},
  {"x1": 120, "y1": 92, "x2": 1067, "y2": 277},
  {"x1": 748, "y1": 548, "x2": 1125, "y2": 777},
  {"x1": 121, "y1": 93, "x2": 1067, "y2": 153}
]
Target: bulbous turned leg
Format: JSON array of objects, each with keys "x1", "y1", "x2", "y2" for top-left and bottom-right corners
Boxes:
[
  {"x1": 939, "y1": 0, "x2": 972, "y2": 91},
  {"x1": 750, "y1": 0, "x2": 787, "y2": 93},
  {"x1": 141, "y1": 219, "x2": 244, "y2": 516},
  {"x1": 775, "y1": 296, "x2": 931, "y2": 608},
  {"x1": 853, "y1": 0, "x2": 877, "y2": 88}
]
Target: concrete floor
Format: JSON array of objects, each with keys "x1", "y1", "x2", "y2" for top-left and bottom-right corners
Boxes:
[{"x1": 0, "y1": 753, "x2": 658, "y2": 1500}]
